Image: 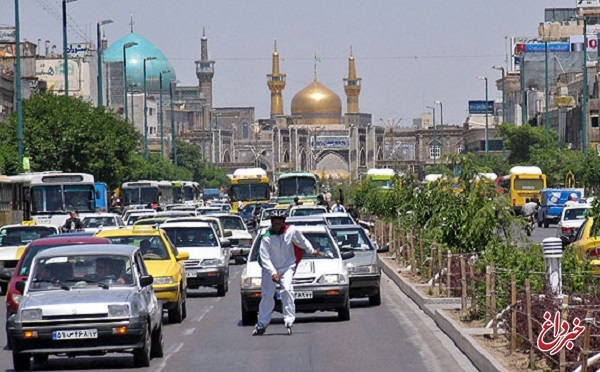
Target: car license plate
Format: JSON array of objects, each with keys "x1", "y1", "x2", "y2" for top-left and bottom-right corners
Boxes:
[
  {"x1": 276, "y1": 291, "x2": 313, "y2": 300},
  {"x1": 52, "y1": 329, "x2": 98, "y2": 340},
  {"x1": 186, "y1": 270, "x2": 197, "y2": 278}
]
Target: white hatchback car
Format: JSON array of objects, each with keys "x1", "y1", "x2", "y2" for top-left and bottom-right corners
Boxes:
[
  {"x1": 556, "y1": 204, "x2": 592, "y2": 238},
  {"x1": 211, "y1": 213, "x2": 253, "y2": 259},
  {"x1": 240, "y1": 225, "x2": 354, "y2": 325},
  {"x1": 81, "y1": 213, "x2": 125, "y2": 233}
]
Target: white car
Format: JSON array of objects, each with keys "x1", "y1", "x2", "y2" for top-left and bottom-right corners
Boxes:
[
  {"x1": 81, "y1": 213, "x2": 125, "y2": 233},
  {"x1": 556, "y1": 204, "x2": 592, "y2": 238},
  {"x1": 289, "y1": 206, "x2": 328, "y2": 217},
  {"x1": 123, "y1": 209, "x2": 156, "y2": 225},
  {"x1": 240, "y1": 225, "x2": 354, "y2": 325},
  {"x1": 160, "y1": 221, "x2": 230, "y2": 296},
  {"x1": 211, "y1": 213, "x2": 253, "y2": 259}
]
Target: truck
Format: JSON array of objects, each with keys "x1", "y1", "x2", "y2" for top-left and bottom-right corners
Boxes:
[{"x1": 539, "y1": 188, "x2": 583, "y2": 228}]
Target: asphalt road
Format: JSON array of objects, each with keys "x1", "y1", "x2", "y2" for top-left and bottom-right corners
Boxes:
[{"x1": 0, "y1": 264, "x2": 477, "y2": 372}]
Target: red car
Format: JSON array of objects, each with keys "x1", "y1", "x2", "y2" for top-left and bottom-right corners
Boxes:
[{"x1": 5, "y1": 236, "x2": 111, "y2": 319}]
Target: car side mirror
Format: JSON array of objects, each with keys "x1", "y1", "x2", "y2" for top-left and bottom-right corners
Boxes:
[
  {"x1": 16, "y1": 280, "x2": 25, "y2": 293},
  {"x1": 221, "y1": 239, "x2": 232, "y2": 248},
  {"x1": 377, "y1": 243, "x2": 390, "y2": 253},
  {"x1": 223, "y1": 230, "x2": 233, "y2": 238},
  {"x1": 140, "y1": 275, "x2": 153, "y2": 287},
  {"x1": 176, "y1": 251, "x2": 190, "y2": 261},
  {"x1": 235, "y1": 256, "x2": 247, "y2": 265},
  {"x1": 341, "y1": 251, "x2": 355, "y2": 260}
]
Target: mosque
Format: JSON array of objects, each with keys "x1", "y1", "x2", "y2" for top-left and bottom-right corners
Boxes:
[{"x1": 102, "y1": 29, "x2": 384, "y2": 180}]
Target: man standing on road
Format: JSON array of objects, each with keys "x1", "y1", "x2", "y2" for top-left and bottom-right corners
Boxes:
[
  {"x1": 62, "y1": 211, "x2": 82, "y2": 232},
  {"x1": 253, "y1": 209, "x2": 319, "y2": 336}
]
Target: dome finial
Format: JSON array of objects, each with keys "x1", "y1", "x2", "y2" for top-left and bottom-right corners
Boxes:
[
  {"x1": 314, "y1": 52, "x2": 321, "y2": 82},
  {"x1": 274, "y1": 38, "x2": 277, "y2": 53},
  {"x1": 350, "y1": 45, "x2": 353, "y2": 58},
  {"x1": 129, "y1": 13, "x2": 134, "y2": 33}
]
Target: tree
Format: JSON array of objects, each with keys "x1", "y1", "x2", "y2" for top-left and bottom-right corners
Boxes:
[
  {"x1": 174, "y1": 140, "x2": 230, "y2": 188},
  {"x1": 0, "y1": 93, "x2": 140, "y2": 188},
  {"x1": 529, "y1": 146, "x2": 585, "y2": 188},
  {"x1": 497, "y1": 123, "x2": 554, "y2": 164}
]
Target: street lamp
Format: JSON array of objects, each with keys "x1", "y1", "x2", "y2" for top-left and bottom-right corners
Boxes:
[
  {"x1": 210, "y1": 112, "x2": 222, "y2": 169},
  {"x1": 572, "y1": 14, "x2": 588, "y2": 156},
  {"x1": 62, "y1": 0, "x2": 78, "y2": 96},
  {"x1": 434, "y1": 100, "x2": 443, "y2": 161},
  {"x1": 96, "y1": 19, "x2": 113, "y2": 106},
  {"x1": 159, "y1": 69, "x2": 170, "y2": 158},
  {"x1": 15, "y1": 0, "x2": 24, "y2": 164},
  {"x1": 169, "y1": 80, "x2": 179, "y2": 166},
  {"x1": 129, "y1": 83, "x2": 138, "y2": 129},
  {"x1": 143, "y1": 56, "x2": 157, "y2": 161},
  {"x1": 122, "y1": 42, "x2": 137, "y2": 121},
  {"x1": 477, "y1": 76, "x2": 489, "y2": 155},
  {"x1": 492, "y1": 65, "x2": 506, "y2": 157},
  {"x1": 426, "y1": 105, "x2": 436, "y2": 165}
]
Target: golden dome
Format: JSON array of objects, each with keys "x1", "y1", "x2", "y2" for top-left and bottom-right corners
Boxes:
[{"x1": 291, "y1": 81, "x2": 342, "y2": 125}]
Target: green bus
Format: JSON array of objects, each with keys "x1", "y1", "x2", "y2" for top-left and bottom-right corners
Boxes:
[{"x1": 274, "y1": 172, "x2": 320, "y2": 206}]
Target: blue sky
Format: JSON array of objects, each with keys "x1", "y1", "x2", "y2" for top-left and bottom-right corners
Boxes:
[{"x1": 1, "y1": 0, "x2": 574, "y2": 126}]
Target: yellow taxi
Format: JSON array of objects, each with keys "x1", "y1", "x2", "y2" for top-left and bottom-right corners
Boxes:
[
  {"x1": 96, "y1": 225, "x2": 189, "y2": 323},
  {"x1": 568, "y1": 217, "x2": 600, "y2": 274}
]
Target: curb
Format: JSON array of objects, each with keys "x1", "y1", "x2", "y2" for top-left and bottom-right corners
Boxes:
[{"x1": 380, "y1": 256, "x2": 508, "y2": 372}]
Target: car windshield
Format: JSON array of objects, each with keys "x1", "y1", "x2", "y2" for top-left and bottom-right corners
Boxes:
[
  {"x1": 105, "y1": 236, "x2": 169, "y2": 260},
  {"x1": 127, "y1": 214, "x2": 155, "y2": 225},
  {"x1": 163, "y1": 227, "x2": 218, "y2": 247},
  {"x1": 29, "y1": 254, "x2": 133, "y2": 291},
  {"x1": 82, "y1": 217, "x2": 116, "y2": 228},
  {"x1": 285, "y1": 220, "x2": 324, "y2": 226},
  {"x1": 250, "y1": 231, "x2": 338, "y2": 261},
  {"x1": 330, "y1": 228, "x2": 373, "y2": 250},
  {"x1": 218, "y1": 216, "x2": 246, "y2": 231},
  {"x1": 564, "y1": 208, "x2": 589, "y2": 221},
  {"x1": 325, "y1": 216, "x2": 354, "y2": 225},
  {"x1": 0, "y1": 226, "x2": 57, "y2": 246}
]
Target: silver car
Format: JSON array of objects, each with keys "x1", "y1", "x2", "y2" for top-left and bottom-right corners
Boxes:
[{"x1": 7, "y1": 244, "x2": 163, "y2": 370}]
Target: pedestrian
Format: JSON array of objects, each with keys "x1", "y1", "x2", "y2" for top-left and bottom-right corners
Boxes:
[
  {"x1": 62, "y1": 211, "x2": 83, "y2": 233},
  {"x1": 347, "y1": 204, "x2": 360, "y2": 220},
  {"x1": 237, "y1": 200, "x2": 244, "y2": 211},
  {"x1": 289, "y1": 196, "x2": 302, "y2": 209},
  {"x1": 564, "y1": 193, "x2": 579, "y2": 207},
  {"x1": 316, "y1": 194, "x2": 329, "y2": 212},
  {"x1": 324, "y1": 188, "x2": 332, "y2": 203},
  {"x1": 331, "y1": 199, "x2": 346, "y2": 213},
  {"x1": 253, "y1": 209, "x2": 320, "y2": 336},
  {"x1": 338, "y1": 188, "x2": 345, "y2": 206}
]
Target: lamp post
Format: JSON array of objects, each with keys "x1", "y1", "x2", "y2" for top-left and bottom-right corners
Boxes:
[
  {"x1": 96, "y1": 19, "x2": 113, "y2": 106},
  {"x1": 582, "y1": 17, "x2": 588, "y2": 157},
  {"x1": 14, "y1": 0, "x2": 24, "y2": 164},
  {"x1": 477, "y1": 76, "x2": 489, "y2": 155},
  {"x1": 169, "y1": 80, "x2": 178, "y2": 166},
  {"x1": 426, "y1": 105, "x2": 436, "y2": 165},
  {"x1": 122, "y1": 42, "x2": 137, "y2": 121},
  {"x1": 62, "y1": 0, "x2": 77, "y2": 96},
  {"x1": 210, "y1": 112, "x2": 221, "y2": 169},
  {"x1": 492, "y1": 65, "x2": 506, "y2": 157},
  {"x1": 129, "y1": 83, "x2": 137, "y2": 129},
  {"x1": 434, "y1": 100, "x2": 443, "y2": 161},
  {"x1": 201, "y1": 103, "x2": 206, "y2": 161},
  {"x1": 143, "y1": 56, "x2": 157, "y2": 161},
  {"x1": 159, "y1": 69, "x2": 170, "y2": 158}
]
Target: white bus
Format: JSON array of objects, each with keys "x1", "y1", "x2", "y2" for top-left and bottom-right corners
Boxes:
[
  {"x1": 8, "y1": 172, "x2": 96, "y2": 227},
  {"x1": 121, "y1": 180, "x2": 174, "y2": 208}
]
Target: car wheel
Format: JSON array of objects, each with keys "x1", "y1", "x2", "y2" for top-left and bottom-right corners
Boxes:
[
  {"x1": 182, "y1": 296, "x2": 187, "y2": 320},
  {"x1": 133, "y1": 324, "x2": 151, "y2": 367},
  {"x1": 12, "y1": 352, "x2": 30, "y2": 371},
  {"x1": 337, "y1": 299, "x2": 350, "y2": 321},
  {"x1": 241, "y1": 302, "x2": 257, "y2": 326},
  {"x1": 168, "y1": 291, "x2": 184, "y2": 324},
  {"x1": 33, "y1": 354, "x2": 48, "y2": 365},
  {"x1": 544, "y1": 219, "x2": 550, "y2": 228},
  {"x1": 537, "y1": 221, "x2": 542, "y2": 228},
  {"x1": 369, "y1": 292, "x2": 381, "y2": 306},
  {"x1": 217, "y1": 280, "x2": 226, "y2": 297},
  {"x1": 151, "y1": 323, "x2": 164, "y2": 358}
]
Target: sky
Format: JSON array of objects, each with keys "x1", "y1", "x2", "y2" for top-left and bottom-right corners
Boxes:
[{"x1": 1, "y1": 0, "x2": 575, "y2": 126}]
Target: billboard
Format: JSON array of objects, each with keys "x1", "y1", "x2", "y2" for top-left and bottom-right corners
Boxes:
[
  {"x1": 0, "y1": 27, "x2": 16, "y2": 43},
  {"x1": 468, "y1": 101, "x2": 494, "y2": 115},
  {"x1": 578, "y1": 0, "x2": 600, "y2": 7},
  {"x1": 312, "y1": 136, "x2": 350, "y2": 149},
  {"x1": 514, "y1": 42, "x2": 570, "y2": 54}
]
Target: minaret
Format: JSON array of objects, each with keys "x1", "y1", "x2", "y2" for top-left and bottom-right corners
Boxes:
[
  {"x1": 267, "y1": 39, "x2": 286, "y2": 118},
  {"x1": 196, "y1": 28, "x2": 215, "y2": 109},
  {"x1": 343, "y1": 46, "x2": 361, "y2": 113}
]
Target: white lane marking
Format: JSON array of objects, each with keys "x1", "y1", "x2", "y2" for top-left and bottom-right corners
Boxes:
[
  {"x1": 155, "y1": 342, "x2": 184, "y2": 371},
  {"x1": 196, "y1": 304, "x2": 214, "y2": 322},
  {"x1": 183, "y1": 327, "x2": 195, "y2": 336}
]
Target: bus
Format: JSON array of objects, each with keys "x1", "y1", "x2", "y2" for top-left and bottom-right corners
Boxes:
[
  {"x1": 274, "y1": 172, "x2": 319, "y2": 207},
  {"x1": 229, "y1": 168, "x2": 270, "y2": 212},
  {"x1": 120, "y1": 180, "x2": 174, "y2": 209},
  {"x1": 496, "y1": 166, "x2": 547, "y2": 214},
  {"x1": 172, "y1": 181, "x2": 200, "y2": 204},
  {"x1": 8, "y1": 172, "x2": 96, "y2": 227},
  {"x1": 365, "y1": 168, "x2": 395, "y2": 189},
  {"x1": 0, "y1": 175, "x2": 23, "y2": 226}
]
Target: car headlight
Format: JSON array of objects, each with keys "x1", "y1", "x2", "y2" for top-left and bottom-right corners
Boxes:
[
  {"x1": 347, "y1": 264, "x2": 378, "y2": 274},
  {"x1": 21, "y1": 308, "x2": 42, "y2": 321},
  {"x1": 317, "y1": 274, "x2": 345, "y2": 284},
  {"x1": 108, "y1": 304, "x2": 130, "y2": 317},
  {"x1": 202, "y1": 258, "x2": 223, "y2": 267},
  {"x1": 242, "y1": 277, "x2": 262, "y2": 289},
  {"x1": 238, "y1": 239, "x2": 252, "y2": 247},
  {"x1": 153, "y1": 276, "x2": 175, "y2": 285}
]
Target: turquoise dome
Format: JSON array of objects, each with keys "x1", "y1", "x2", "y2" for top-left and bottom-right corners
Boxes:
[{"x1": 103, "y1": 33, "x2": 176, "y2": 91}]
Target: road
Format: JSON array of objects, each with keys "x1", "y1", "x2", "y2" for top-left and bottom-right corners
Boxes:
[{"x1": 0, "y1": 264, "x2": 477, "y2": 372}]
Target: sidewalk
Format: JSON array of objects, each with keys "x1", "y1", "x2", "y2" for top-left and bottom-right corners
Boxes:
[{"x1": 379, "y1": 255, "x2": 509, "y2": 372}]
